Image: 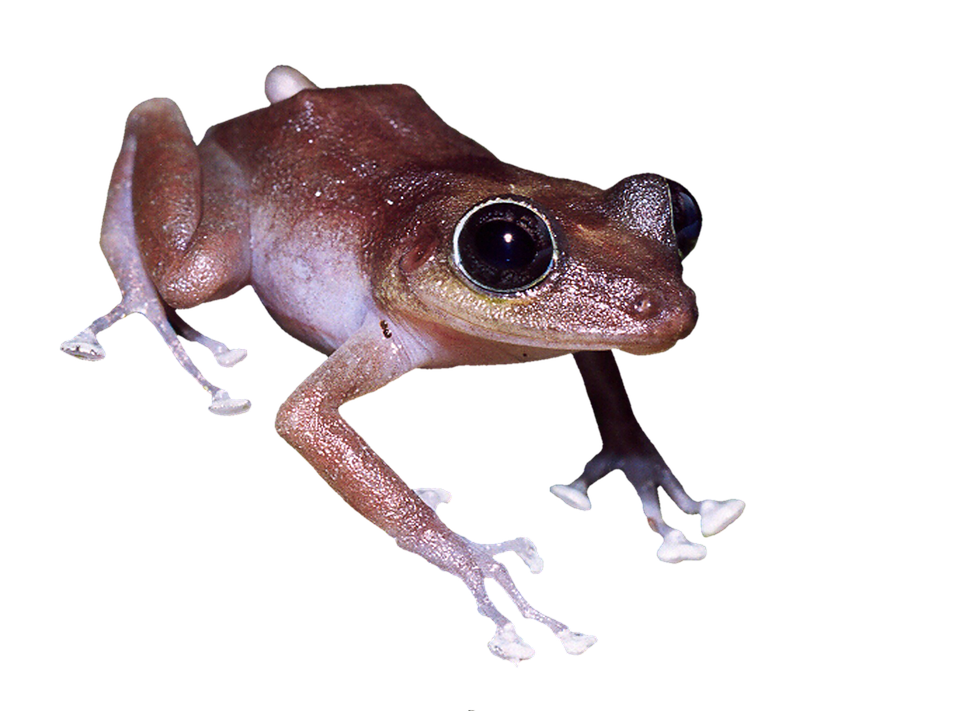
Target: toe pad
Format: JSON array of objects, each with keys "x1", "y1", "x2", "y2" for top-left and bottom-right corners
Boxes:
[
  {"x1": 700, "y1": 499, "x2": 746, "y2": 536},
  {"x1": 207, "y1": 390, "x2": 253, "y2": 419},
  {"x1": 554, "y1": 627, "x2": 600, "y2": 657},
  {"x1": 210, "y1": 346, "x2": 250, "y2": 370},
  {"x1": 487, "y1": 625, "x2": 537, "y2": 669},
  {"x1": 550, "y1": 484, "x2": 592, "y2": 511},
  {"x1": 61, "y1": 333, "x2": 105, "y2": 361},
  {"x1": 414, "y1": 488, "x2": 452, "y2": 511},
  {"x1": 515, "y1": 538, "x2": 544, "y2": 574},
  {"x1": 656, "y1": 525, "x2": 710, "y2": 565}
]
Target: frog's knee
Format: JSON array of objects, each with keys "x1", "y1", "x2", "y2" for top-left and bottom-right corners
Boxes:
[{"x1": 125, "y1": 98, "x2": 188, "y2": 136}]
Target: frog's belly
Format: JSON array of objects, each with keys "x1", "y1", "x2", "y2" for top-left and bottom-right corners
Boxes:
[{"x1": 250, "y1": 219, "x2": 374, "y2": 354}]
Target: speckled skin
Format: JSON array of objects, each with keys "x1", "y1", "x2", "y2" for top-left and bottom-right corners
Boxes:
[
  {"x1": 189, "y1": 82, "x2": 697, "y2": 364},
  {"x1": 62, "y1": 66, "x2": 744, "y2": 661}
]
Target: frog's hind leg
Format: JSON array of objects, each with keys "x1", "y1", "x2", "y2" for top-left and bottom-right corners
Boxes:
[{"x1": 61, "y1": 99, "x2": 250, "y2": 416}]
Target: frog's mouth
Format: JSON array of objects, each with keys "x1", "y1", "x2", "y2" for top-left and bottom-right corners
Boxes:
[
  {"x1": 407, "y1": 289, "x2": 696, "y2": 357},
  {"x1": 402, "y1": 252, "x2": 697, "y2": 357}
]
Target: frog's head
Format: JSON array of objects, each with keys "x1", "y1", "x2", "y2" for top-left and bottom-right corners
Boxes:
[{"x1": 392, "y1": 172, "x2": 701, "y2": 357}]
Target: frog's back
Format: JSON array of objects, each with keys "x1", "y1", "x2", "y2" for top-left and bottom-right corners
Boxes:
[{"x1": 205, "y1": 84, "x2": 500, "y2": 195}]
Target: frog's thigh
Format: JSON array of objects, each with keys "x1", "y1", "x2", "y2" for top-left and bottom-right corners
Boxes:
[{"x1": 130, "y1": 99, "x2": 251, "y2": 310}]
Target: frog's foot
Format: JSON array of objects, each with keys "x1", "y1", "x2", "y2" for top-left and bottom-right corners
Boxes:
[
  {"x1": 472, "y1": 548, "x2": 596, "y2": 662},
  {"x1": 159, "y1": 309, "x2": 250, "y2": 412},
  {"x1": 61, "y1": 300, "x2": 251, "y2": 416},
  {"x1": 624, "y1": 458, "x2": 747, "y2": 565},
  {"x1": 488, "y1": 623, "x2": 595, "y2": 662},
  {"x1": 550, "y1": 450, "x2": 747, "y2": 565},
  {"x1": 405, "y1": 495, "x2": 595, "y2": 661},
  {"x1": 639, "y1": 473, "x2": 743, "y2": 562}
]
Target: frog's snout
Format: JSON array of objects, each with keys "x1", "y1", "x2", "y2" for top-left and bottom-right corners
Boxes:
[
  {"x1": 671, "y1": 286, "x2": 699, "y2": 341},
  {"x1": 633, "y1": 286, "x2": 697, "y2": 341}
]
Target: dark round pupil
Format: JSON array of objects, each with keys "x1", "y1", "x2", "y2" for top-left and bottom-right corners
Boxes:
[
  {"x1": 455, "y1": 200, "x2": 555, "y2": 292},
  {"x1": 474, "y1": 220, "x2": 537, "y2": 269}
]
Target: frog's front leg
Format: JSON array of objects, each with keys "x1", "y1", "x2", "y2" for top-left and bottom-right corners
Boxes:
[
  {"x1": 276, "y1": 318, "x2": 595, "y2": 662},
  {"x1": 551, "y1": 351, "x2": 744, "y2": 562}
]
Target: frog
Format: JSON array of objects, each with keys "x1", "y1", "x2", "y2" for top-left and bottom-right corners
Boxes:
[{"x1": 61, "y1": 65, "x2": 745, "y2": 662}]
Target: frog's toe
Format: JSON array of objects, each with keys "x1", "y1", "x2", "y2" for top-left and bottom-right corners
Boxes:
[
  {"x1": 657, "y1": 530, "x2": 707, "y2": 563},
  {"x1": 167, "y1": 312, "x2": 248, "y2": 370},
  {"x1": 60, "y1": 331, "x2": 106, "y2": 361},
  {"x1": 550, "y1": 483, "x2": 592, "y2": 511},
  {"x1": 215, "y1": 348, "x2": 247, "y2": 368},
  {"x1": 513, "y1": 538, "x2": 543, "y2": 574},
  {"x1": 488, "y1": 623, "x2": 535, "y2": 663},
  {"x1": 208, "y1": 389, "x2": 252, "y2": 416},
  {"x1": 700, "y1": 499, "x2": 746, "y2": 537},
  {"x1": 557, "y1": 628, "x2": 598, "y2": 655},
  {"x1": 414, "y1": 487, "x2": 452, "y2": 511}
]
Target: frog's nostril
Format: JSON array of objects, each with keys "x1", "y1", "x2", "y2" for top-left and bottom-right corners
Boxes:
[{"x1": 636, "y1": 295, "x2": 660, "y2": 318}]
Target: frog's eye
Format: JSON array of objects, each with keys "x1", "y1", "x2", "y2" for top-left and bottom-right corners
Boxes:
[
  {"x1": 667, "y1": 180, "x2": 702, "y2": 259},
  {"x1": 453, "y1": 198, "x2": 556, "y2": 293}
]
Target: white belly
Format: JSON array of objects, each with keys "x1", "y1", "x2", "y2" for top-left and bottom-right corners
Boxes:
[{"x1": 250, "y1": 210, "x2": 374, "y2": 353}]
